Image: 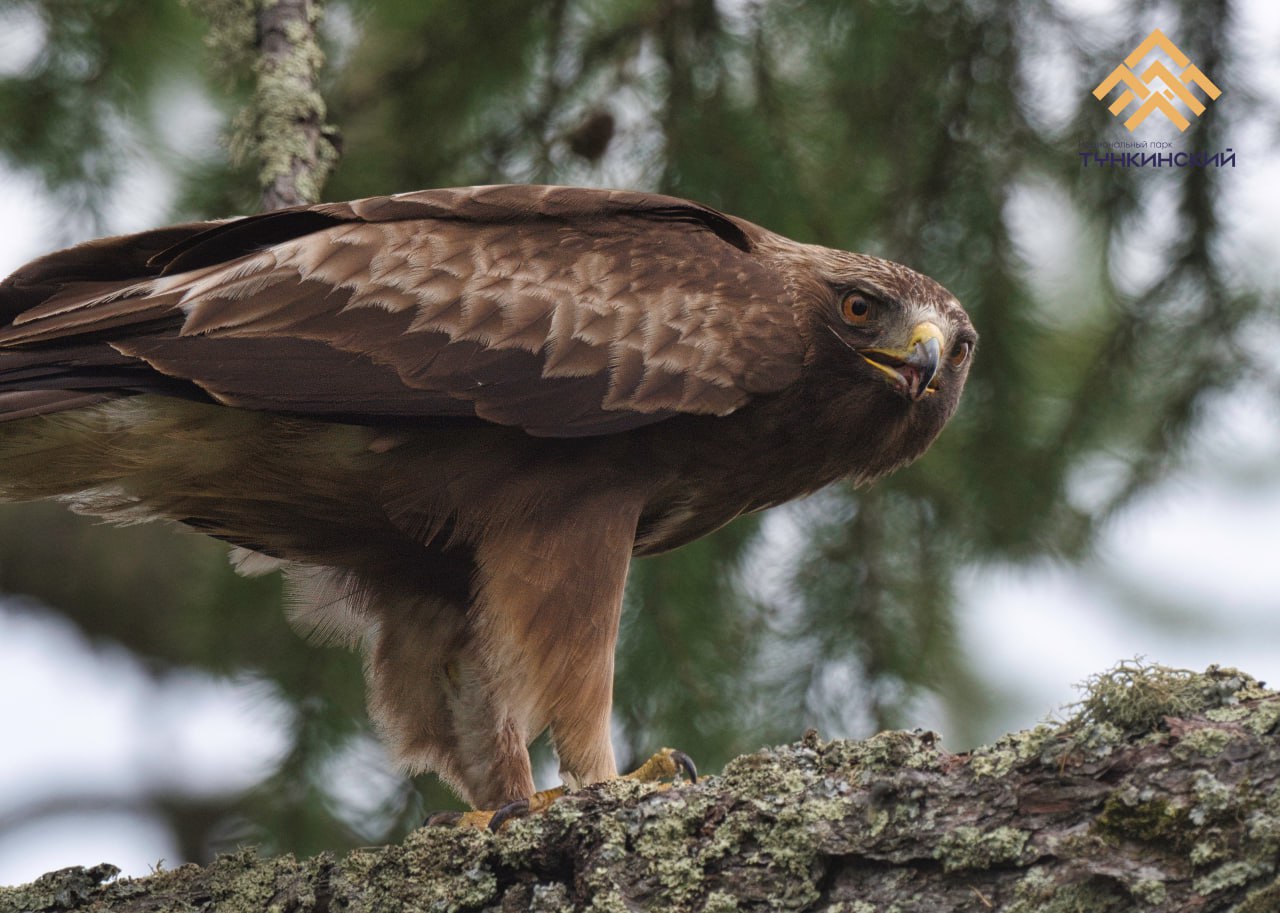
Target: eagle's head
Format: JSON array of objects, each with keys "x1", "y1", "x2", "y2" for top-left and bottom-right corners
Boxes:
[{"x1": 763, "y1": 238, "x2": 977, "y2": 483}]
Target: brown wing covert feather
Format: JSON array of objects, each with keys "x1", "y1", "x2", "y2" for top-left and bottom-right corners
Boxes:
[{"x1": 0, "y1": 186, "x2": 804, "y2": 436}]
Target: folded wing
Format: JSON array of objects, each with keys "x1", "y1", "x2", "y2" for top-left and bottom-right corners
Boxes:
[{"x1": 0, "y1": 185, "x2": 804, "y2": 437}]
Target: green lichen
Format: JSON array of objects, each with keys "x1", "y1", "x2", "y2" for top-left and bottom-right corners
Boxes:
[
  {"x1": 1190, "y1": 770, "x2": 1236, "y2": 824},
  {"x1": 11, "y1": 676, "x2": 1280, "y2": 911},
  {"x1": 1068, "y1": 661, "x2": 1268, "y2": 738},
  {"x1": 684, "y1": 740, "x2": 886, "y2": 909},
  {"x1": 1190, "y1": 669, "x2": 1280, "y2": 735},
  {"x1": 539, "y1": 775, "x2": 736, "y2": 910},
  {"x1": 1204, "y1": 704, "x2": 1250, "y2": 724},
  {"x1": 1248, "y1": 797, "x2": 1280, "y2": 857},
  {"x1": 1171, "y1": 725, "x2": 1234, "y2": 759},
  {"x1": 355, "y1": 827, "x2": 498, "y2": 910},
  {"x1": 969, "y1": 724, "x2": 1056, "y2": 779},
  {"x1": 584, "y1": 887, "x2": 633, "y2": 913},
  {"x1": 528, "y1": 882, "x2": 571, "y2": 911},
  {"x1": 1008, "y1": 867, "x2": 1130, "y2": 913},
  {"x1": 1196, "y1": 665, "x2": 1267, "y2": 705},
  {"x1": 492, "y1": 793, "x2": 581, "y2": 863},
  {"x1": 1071, "y1": 661, "x2": 1202, "y2": 735},
  {"x1": 1060, "y1": 720, "x2": 1127, "y2": 763},
  {"x1": 722, "y1": 746, "x2": 818, "y2": 799},
  {"x1": 186, "y1": 0, "x2": 257, "y2": 76},
  {"x1": 701, "y1": 889, "x2": 740, "y2": 912},
  {"x1": 1190, "y1": 834, "x2": 1228, "y2": 866},
  {"x1": 186, "y1": 0, "x2": 336, "y2": 203},
  {"x1": 825, "y1": 729, "x2": 946, "y2": 781},
  {"x1": 1239, "y1": 696, "x2": 1280, "y2": 736},
  {"x1": 1095, "y1": 790, "x2": 1192, "y2": 849},
  {"x1": 634, "y1": 803, "x2": 704, "y2": 904},
  {"x1": 1193, "y1": 859, "x2": 1276, "y2": 896},
  {"x1": 935, "y1": 825, "x2": 1029, "y2": 872},
  {"x1": 1130, "y1": 878, "x2": 1167, "y2": 905}
]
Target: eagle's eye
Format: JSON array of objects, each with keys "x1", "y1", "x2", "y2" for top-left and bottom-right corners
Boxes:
[
  {"x1": 840, "y1": 293, "x2": 875, "y2": 325},
  {"x1": 949, "y1": 340, "x2": 972, "y2": 367}
]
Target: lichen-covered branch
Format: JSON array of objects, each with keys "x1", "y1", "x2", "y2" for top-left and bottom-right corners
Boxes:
[
  {"x1": 4, "y1": 664, "x2": 1279, "y2": 912},
  {"x1": 191, "y1": 0, "x2": 339, "y2": 210}
]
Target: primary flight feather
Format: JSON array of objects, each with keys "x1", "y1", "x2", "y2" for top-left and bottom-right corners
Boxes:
[{"x1": 0, "y1": 184, "x2": 975, "y2": 810}]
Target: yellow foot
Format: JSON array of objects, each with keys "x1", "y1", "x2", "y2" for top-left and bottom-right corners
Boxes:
[
  {"x1": 622, "y1": 747, "x2": 698, "y2": 786},
  {"x1": 425, "y1": 785, "x2": 565, "y2": 830},
  {"x1": 425, "y1": 748, "x2": 697, "y2": 831}
]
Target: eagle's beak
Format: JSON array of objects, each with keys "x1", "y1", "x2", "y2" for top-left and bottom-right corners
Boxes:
[{"x1": 858, "y1": 321, "x2": 944, "y2": 402}]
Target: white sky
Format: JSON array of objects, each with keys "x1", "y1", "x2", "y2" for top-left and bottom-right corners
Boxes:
[{"x1": 0, "y1": 0, "x2": 1278, "y2": 887}]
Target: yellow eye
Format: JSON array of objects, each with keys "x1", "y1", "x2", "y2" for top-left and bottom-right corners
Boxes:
[
  {"x1": 949, "y1": 341, "x2": 972, "y2": 367},
  {"x1": 841, "y1": 293, "x2": 874, "y2": 324}
]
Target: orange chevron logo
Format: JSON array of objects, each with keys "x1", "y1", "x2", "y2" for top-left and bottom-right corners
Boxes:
[{"x1": 1093, "y1": 29, "x2": 1221, "y2": 132}]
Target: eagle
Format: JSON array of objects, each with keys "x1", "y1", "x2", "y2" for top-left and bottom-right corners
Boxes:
[{"x1": 0, "y1": 184, "x2": 975, "y2": 820}]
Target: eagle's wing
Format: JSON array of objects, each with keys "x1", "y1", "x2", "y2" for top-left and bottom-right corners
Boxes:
[{"x1": 0, "y1": 185, "x2": 804, "y2": 436}]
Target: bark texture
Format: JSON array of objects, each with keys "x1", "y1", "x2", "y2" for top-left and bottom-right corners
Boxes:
[
  {"x1": 252, "y1": 0, "x2": 338, "y2": 210},
  {"x1": 191, "y1": 0, "x2": 339, "y2": 209},
  {"x1": 3, "y1": 663, "x2": 1278, "y2": 912}
]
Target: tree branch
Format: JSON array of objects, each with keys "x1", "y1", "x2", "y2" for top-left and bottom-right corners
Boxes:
[
  {"x1": 253, "y1": 0, "x2": 338, "y2": 210},
  {"x1": 4, "y1": 663, "x2": 1278, "y2": 912},
  {"x1": 192, "y1": 0, "x2": 339, "y2": 211}
]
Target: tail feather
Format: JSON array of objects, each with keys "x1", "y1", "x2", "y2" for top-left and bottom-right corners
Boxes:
[
  {"x1": 0, "y1": 390, "x2": 117, "y2": 421},
  {"x1": 0, "y1": 342, "x2": 208, "y2": 422},
  {"x1": 0, "y1": 223, "x2": 223, "y2": 423}
]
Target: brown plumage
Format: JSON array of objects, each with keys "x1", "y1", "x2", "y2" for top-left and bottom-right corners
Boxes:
[{"x1": 0, "y1": 184, "x2": 975, "y2": 809}]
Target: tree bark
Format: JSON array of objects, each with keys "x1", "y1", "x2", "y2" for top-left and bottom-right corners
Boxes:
[
  {"x1": 252, "y1": 0, "x2": 338, "y2": 210},
  {"x1": 3, "y1": 663, "x2": 1278, "y2": 912},
  {"x1": 191, "y1": 0, "x2": 339, "y2": 210}
]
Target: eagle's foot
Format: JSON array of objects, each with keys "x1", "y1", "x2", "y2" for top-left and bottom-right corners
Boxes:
[
  {"x1": 622, "y1": 746, "x2": 698, "y2": 786},
  {"x1": 424, "y1": 748, "x2": 696, "y2": 831},
  {"x1": 424, "y1": 785, "x2": 565, "y2": 831},
  {"x1": 485, "y1": 786, "x2": 566, "y2": 830}
]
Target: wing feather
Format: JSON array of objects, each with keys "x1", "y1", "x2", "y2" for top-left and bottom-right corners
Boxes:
[{"x1": 0, "y1": 185, "x2": 804, "y2": 433}]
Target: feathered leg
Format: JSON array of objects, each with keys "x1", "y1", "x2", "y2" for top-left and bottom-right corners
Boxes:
[
  {"x1": 465, "y1": 494, "x2": 641, "y2": 793},
  {"x1": 327, "y1": 488, "x2": 641, "y2": 814}
]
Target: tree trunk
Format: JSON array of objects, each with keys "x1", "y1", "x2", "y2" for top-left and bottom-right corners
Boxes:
[
  {"x1": 252, "y1": 0, "x2": 338, "y2": 210},
  {"x1": 3, "y1": 663, "x2": 1278, "y2": 912},
  {"x1": 190, "y1": 0, "x2": 339, "y2": 210}
]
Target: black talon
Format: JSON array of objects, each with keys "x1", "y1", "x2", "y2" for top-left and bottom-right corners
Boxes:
[
  {"x1": 672, "y1": 750, "x2": 698, "y2": 784},
  {"x1": 488, "y1": 797, "x2": 531, "y2": 831},
  {"x1": 424, "y1": 810, "x2": 463, "y2": 827}
]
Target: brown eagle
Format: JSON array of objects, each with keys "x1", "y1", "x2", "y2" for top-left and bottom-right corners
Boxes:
[{"x1": 0, "y1": 184, "x2": 975, "y2": 817}]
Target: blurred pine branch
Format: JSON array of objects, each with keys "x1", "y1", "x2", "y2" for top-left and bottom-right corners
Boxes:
[{"x1": 0, "y1": 0, "x2": 1271, "y2": 869}]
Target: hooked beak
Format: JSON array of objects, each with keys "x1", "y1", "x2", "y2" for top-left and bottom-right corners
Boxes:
[{"x1": 858, "y1": 321, "x2": 943, "y2": 402}]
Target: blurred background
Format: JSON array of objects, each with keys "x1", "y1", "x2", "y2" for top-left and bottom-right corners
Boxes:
[{"x1": 0, "y1": 0, "x2": 1276, "y2": 886}]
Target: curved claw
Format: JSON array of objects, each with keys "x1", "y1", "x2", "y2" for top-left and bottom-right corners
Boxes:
[
  {"x1": 670, "y1": 749, "x2": 698, "y2": 784},
  {"x1": 488, "y1": 797, "x2": 531, "y2": 831},
  {"x1": 424, "y1": 810, "x2": 464, "y2": 827},
  {"x1": 624, "y1": 746, "x2": 699, "y2": 786}
]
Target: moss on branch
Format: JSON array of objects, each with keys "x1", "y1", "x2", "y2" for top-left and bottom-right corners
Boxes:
[
  {"x1": 4, "y1": 663, "x2": 1278, "y2": 912},
  {"x1": 189, "y1": 0, "x2": 338, "y2": 210}
]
